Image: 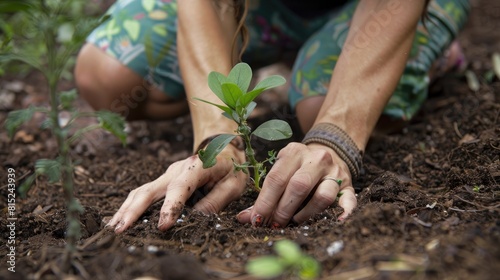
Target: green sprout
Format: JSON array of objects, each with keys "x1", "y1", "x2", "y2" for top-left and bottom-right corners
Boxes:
[
  {"x1": 246, "y1": 239, "x2": 321, "y2": 279},
  {"x1": 196, "y1": 62, "x2": 292, "y2": 191},
  {"x1": 1, "y1": 0, "x2": 126, "y2": 272},
  {"x1": 472, "y1": 185, "x2": 481, "y2": 193}
]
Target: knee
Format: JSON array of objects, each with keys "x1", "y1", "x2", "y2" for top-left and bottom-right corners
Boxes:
[{"x1": 74, "y1": 44, "x2": 105, "y2": 109}]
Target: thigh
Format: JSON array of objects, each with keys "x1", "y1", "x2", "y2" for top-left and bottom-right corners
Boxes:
[{"x1": 86, "y1": 0, "x2": 185, "y2": 99}]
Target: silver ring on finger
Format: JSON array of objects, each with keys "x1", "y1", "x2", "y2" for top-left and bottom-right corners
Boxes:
[{"x1": 320, "y1": 176, "x2": 342, "y2": 187}]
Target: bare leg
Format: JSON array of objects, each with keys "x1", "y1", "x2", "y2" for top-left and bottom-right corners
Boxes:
[{"x1": 75, "y1": 43, "x2": 189, "y2": 121}]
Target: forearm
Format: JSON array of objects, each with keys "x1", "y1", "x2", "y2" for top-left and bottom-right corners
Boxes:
[
  {"x1": 314, "y1": 0, "x2": 426, "y2": 151},
  {"x1": 177, "y1": 0, "x2": 240, "y2": 150}
]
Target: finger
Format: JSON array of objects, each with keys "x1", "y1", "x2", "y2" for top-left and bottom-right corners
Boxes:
[
  {"x1": 337, "y1": 186, "x2": 357, "y2": 221},
  {"x1": 270, "y1": 171, "x2": 318, "y2": 227},
  {"x1": 291, "y1": 178, "x2": 341, "y2": 224},
  {"x1": 157, "y1": 156, "x2": 233, "y2": 231},
  {"x1": 236, "y1": 205, "x2": 254, "y2": 224},
  {"x1": 250, "y1": 144, "x2": 304, "y2": 226},
  {"x1": 194, "y1": 169, "x2": 246, "y2": 214},
  {"x1": 108, "y1": 173, "x2": 170, "y2": 233}
]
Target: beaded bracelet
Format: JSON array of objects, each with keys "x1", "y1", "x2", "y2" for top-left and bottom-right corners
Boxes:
[
  {"x1": 195, "y1": 134, "x2": 245, "y2": 155},
  {"x1": 302, "y1": 123, "x2": 364, "y2": 179}
]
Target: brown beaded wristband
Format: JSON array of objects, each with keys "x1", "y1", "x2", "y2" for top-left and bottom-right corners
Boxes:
[
  {"x1": 302, "y1": 123, "x2": 364, "y2": 179},
  {"x1": 195, "y1": 134, "x2": 245, "y2": 155}
]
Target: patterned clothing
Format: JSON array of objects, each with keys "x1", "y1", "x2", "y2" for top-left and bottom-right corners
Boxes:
[{"x1": 87, "y1": 0, "x2": 470, "y2": 120}]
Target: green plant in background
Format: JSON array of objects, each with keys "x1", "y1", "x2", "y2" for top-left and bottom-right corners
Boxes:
[
  {"x1": 246, "y1": 239, "x2": 321, "y2": 279},
  {"x1": 1, "y1": 0, "x2": 126, "y2": 272},
  {"x1": 196, "y1": 62, "x2": 292, "y2": 191}
]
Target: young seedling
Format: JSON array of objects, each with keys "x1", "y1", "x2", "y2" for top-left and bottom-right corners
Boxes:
[
  {"x1": 246, "y1": 239, "x2": 321, "y2": 279},
  {"x1": 1, "y1": 0, "x2": 125, "y2": 272},
  {"x1": 196, "y1": 62, "x2": 292, "y2": 191}
]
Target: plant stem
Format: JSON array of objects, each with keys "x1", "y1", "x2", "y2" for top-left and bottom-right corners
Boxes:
[
  {"x1": 45, "y1": 18, "x2": 79, "y2": 272},
  {"x1": 239, "y1": 122, "x2": 262, "y2": 191}
]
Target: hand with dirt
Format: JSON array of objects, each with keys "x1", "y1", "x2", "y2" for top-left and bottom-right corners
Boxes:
[
  {"x1": 106, "y1": 146, "x2": 247, "y2": 233},
  {"x1": 236, "y1": 143, "x2": 357, "y2": 228}
]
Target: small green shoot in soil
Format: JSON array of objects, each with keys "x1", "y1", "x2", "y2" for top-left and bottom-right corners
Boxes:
[
  {"x1": 195, "y1": 62, "x2": 292, "y2": 191},
  {"x1": 246, "y1": 239, "x2": 321, "y2": 279},
  {"x1": 1, "y1": 0, "x2": 126, "y2": 272},
  {"x1": 473, "y1": 185, "x2": 481, "y2": 193}
]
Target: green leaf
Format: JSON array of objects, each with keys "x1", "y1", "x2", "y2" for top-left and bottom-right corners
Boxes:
[
  {"x1": 198, "y1": 134, "x2": 236, "y2": 168},
  {"x1": 0, "y1": 52, "x2": 42, "y2": 73},
  {"x1": 4, "y1": 106, "x2": 35, "y2": 138},
  {"x1": 298, "y1": 256, "x2": 321, "y2": 280},
  {"x1": 59, "y1": 89, "x2": 78, "y2": 110},
  {"x1": 193, "y1": 97, "x2": 234, "y2": 119},
  {"x1": 239, "y1": 75, "x2": 286, "y2": 107},
  {"x1": 221, "y1": 83, "x2": 243, "y2": 109},
  {"x1": 274, "y1": 240, "x2": 303, "y2": 264},
  {"x1": 245, "y1": 256, "x2": 285, "y2": 279},
  {"x1": 493, "y1": 52, "x2": 500, "y2": 80},
  {"x1": 208, "y1": 71, "x2": 230, "y2": 104},
  {"x1": 252, "y1": 120, "x2": 292, "y2": 141},
  {"x1": 228, "y1": 62, "x2": 252, "y2": 93},
  {"x1": 35, "y1": 158, "x2": 61, "y2": 183},
  {"x1": 95, "y1": 110, "x2": 127, "y2": 145},
  {"x1": 18, "y1": 174, "x2": 36, "y2": 198},
  {"x1": 242, "y1": 101, "x2": 257, "y2": 120},
  {"x1": 0, "y1": 0, "x2": 36, "y2": 13}
]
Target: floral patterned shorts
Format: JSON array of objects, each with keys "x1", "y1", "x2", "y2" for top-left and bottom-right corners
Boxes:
[{"x1": 87, "y1": 0, "x2": 470, "y2": 120}]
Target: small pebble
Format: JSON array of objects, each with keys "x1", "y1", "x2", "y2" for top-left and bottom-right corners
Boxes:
[
  {"x1": 143, "y1": 219, "x2": 148, "y2": 223},
  {"x1": 327, "y1": 240, "x2": 344, "y2": 256},
  {"x1": 147, "y1": 245, "x2": 159, "y2": 253},
  {"x1": 127, "y1": 245, "x2": 137, "y2": 253}
]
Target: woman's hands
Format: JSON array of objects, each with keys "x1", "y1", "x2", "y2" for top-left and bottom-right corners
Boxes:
[
  {"x1": 106, "y1": 146, "x2": 247, "y2": 233},
  {"x1": 236, "y1": 142, "x2": 357, "y2": 228}
]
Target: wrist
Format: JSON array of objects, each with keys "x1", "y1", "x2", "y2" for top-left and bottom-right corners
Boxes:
[{"x1": 302, "y1": 123, "x2": 364, "y2": 179}]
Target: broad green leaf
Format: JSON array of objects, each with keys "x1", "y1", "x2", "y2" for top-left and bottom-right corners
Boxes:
[
  {"x1": 298, "y1": 256, "x2": 321, "y2": 280},
  {"x1": 228, "y1": 62, "x2": 252, "y2": 93},
  {"x1": 221, "y1": 83, "x2": 243, "y2": 109},
  {"x1": 142, "y1": 0, "x2": 155, "y2": 13},
  {"x1": 252, "y1": 120, "x2": 292, "y2": 141},
  {"x1": 245, "y1": 256, "x2": 285, "y2": 278},
  {"x1": 59, "y1": 89, "x2": 78, "y2": 110},
  {"x1": 208, "y1": 71, "x2": 230, "y2": 103},
  {"x1": 35, "y1": 158, "x2": 61, "y2": 183},
  {"x1": 18, "y1": 174, "x2": 36, "y2": 198},
  {"x1": 239, "y1": 75, "x2": 286, "y2": 107},
  {"x1": 274, "y1": 240, "x2": 302, "y2": 264},
  {"x1": 242, "y1": 101, "x2": 257, "y2": 120},
  {"x1": 493, "y1": 52, "x2": 500, "y2": 80},
  {"x1": 198, "y1": 134, "x2": 236, "y2": 168},
  {"x1": 193, "y1": 97, "x2": 233, "y2": 118},
  {"x1": 95, "y1": 110, "x2": 127, "y2": 145},
  {"x1": 253, "y1": 75, "x2": 286, "y2": 91},
  {"x1": 4, "y1": 106, "x2": 35, "y2": 138}
]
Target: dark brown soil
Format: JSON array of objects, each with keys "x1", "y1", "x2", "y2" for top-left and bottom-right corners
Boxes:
[{"x1": 1, "y1": 1, "x2": 499, "y2": 279}]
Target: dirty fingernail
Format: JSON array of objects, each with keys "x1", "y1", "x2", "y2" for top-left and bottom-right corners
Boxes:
[
  {"x1": 251, "y1": 214, "x2": 263, "y2": 227},
  {"x1": 114, "y1": 220, "x2": 125, "y2": 232},
  {"x1": 271, "y1": 222, "x2": 281, "y2": 229}
]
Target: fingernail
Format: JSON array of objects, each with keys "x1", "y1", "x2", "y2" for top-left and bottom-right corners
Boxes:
[
  {"x1": 251, "y1": 214, "x2": 263, "y2": 227},
  {"x1": 236, "y1": 206, "x2": 253, "y2": 218},
  {"x1": 271, "y1": 222, "x2": 281, "y2": 229},
  {"x1": 114, "y1": 220, "x2": 125, "y2": 232}
]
